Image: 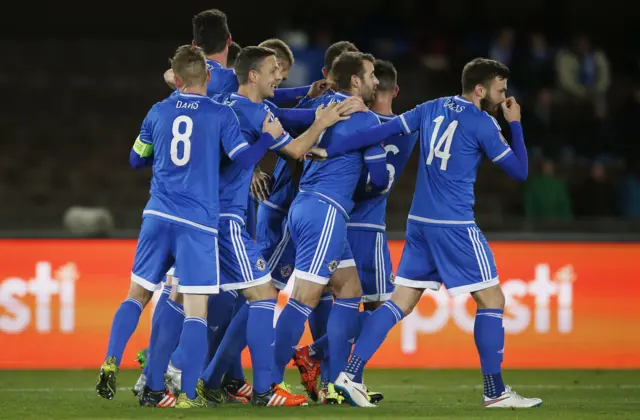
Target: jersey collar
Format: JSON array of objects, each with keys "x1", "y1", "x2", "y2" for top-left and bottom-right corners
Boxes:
[{"x1": 206, "y1": 59, "x2": 224, "y2": 69}]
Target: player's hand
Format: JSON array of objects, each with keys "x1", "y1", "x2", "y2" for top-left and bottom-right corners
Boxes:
[
  {"x1": 251, "y1": 167, "x2": 273, "y2": 201},
  {"x1": 305, "y1": 147, "x2": 328, "y2": 161},
  {"x1": 337, "y1": 96, "x2": 368, "y2": 116},
  {"x1": 315, "y1": 103, "x2": 350, "y2": 128},
  {"x1": 262, "y1": 113, "x2": 284, "y2": 139},
  {"x1": 501, "y1": 97, "x2": 521, "y2": 123},
  {"x1": 307, "y1": 79, "x2": 334, "y2": 98}
]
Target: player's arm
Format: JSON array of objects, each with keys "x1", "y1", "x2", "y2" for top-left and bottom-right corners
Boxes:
[
  {"x1": 277, "y1": 102, "x2": 351, "y2": 160},
  {"x1": 270, "y1": 96, "x2": 367, "y2": 134},
  {"x1": 364, "y1": 144, "x2": 389, "y2": 193},
  {"x1": 322, "y1": 102, "x2": 426, "y2": 157},
  {"x1": 478, "y1": 97, "x2": 528, "y2": 182},
  {"x1": 224, "y1": 113, "x2": 284, "y2": 170},
  {"x1": 270, "y1": 86, "x2": 311, "y2": 106},
  {"x1": 129, "y1": 111, "x2": 155, "y2": 168}
]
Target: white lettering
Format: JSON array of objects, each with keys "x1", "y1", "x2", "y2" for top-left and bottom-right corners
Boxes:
[{"x1": 175, "y1": 100, "x2": 199, "y2": 110}]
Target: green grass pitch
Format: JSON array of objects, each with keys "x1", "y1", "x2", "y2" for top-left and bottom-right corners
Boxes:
[{"x1": 0, "y1": 369, "x2": 638, "y2": 419}]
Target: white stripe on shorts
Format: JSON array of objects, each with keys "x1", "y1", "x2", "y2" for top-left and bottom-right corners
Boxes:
[
  {"x1": 473, "y1": 228, "x2": 492, "y2": 282},
  {"x1": 230, "y1": 220, "x2": 253, "y2": 283},
  {"x1": 268, "y1": 224, "x2": 290, "y2": 269},
  {"x1": 310, "y1": 206, "x2": 337, "y2": 275}
]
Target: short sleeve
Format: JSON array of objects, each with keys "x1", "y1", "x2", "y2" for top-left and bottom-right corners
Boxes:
[
  {"x1": 476, "y1": 113, "x2": 512, "y2": 163},
  {"x1": 221, "y1": 106, "x2": 249, "y2": 160},
  {"x1": 398, "y1": 101, "x2": 429, "y2": 135}
]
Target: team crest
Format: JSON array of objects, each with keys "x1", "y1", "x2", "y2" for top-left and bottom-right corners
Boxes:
[
  {"x1": 389, "y1": 272, "x2": 396, "y2": 284},
  {"x1": 328, "y1": 260, "x2": 338, "y2": 273},
  {"x1": 279, "y1": 264, "x2": 292, "y2": 279},
  {"x1": 256, "y1": 258, "x2": 267, "y2": 271}
]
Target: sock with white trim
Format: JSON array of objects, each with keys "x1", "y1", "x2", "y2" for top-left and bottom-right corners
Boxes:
[
  {"x1": 272, "y1": 298, "x2": 312, "y2": 384},
  {"x1": 105, "y1": 298, "x2": 144, "y2": 366},
  {"x1": 347, "y1": 300, "x2": 404, "y2": 382},
  {"x1": 247, "y1": 299, "x2": 277, "y2": 393},
  {"x1": 327, "y1": 297, "x2": 361, "y2": 382},
  {"x1": 172, "y1": 317, "x2": 208, "y2": 399},
  {"x1": 146, "y1": 300, "x2": 184, "y2": 391},
  {"x1": 475, "y1": 308, "x2": 505, "y2": 398}
]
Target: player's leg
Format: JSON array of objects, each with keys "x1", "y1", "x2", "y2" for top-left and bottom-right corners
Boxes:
[
  {"x1": 97, "y1": 217, "x2": 173, "y2": 400},
  {"x1": 273, "y1": 196, "x2": 346, "y2": 386},
  {"x1": 169, "y1": 228, "x2": 220, "y2": 408},
  {"x1": 432, "y1": 226, "x2": 541, "y2": 408},
  {"x1": 336, "y1": 222, "x2": 437, "y2": 407}
]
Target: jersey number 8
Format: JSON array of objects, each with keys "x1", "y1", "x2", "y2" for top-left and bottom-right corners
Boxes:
[
  {"x1": 427, "y1": 116, "x2": 458, "y2": 171},
  {"x1": 171, "y1": 115, "x2": 193, "y2": 166}
]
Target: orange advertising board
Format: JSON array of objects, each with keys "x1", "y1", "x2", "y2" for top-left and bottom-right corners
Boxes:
[{"x1": 0, "y1": 239, "x2": 639, "y2": 369}]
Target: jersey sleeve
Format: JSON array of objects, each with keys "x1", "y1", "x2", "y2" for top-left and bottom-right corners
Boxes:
[
  {"x1": 132, "y1": 107, "x2": 155, "y2": 158},
  {"x1": 259, "y1": 107, "x2": 292, "y2": 151},
  {"x1": 398, "y1": 101, "x2": 429, "y2": 135},
  {"x1": 364, "y1": 143, "x2": 386, "y2": 163},
  {"x1": 476, "y1": 113, "x2": 513, "y2": 163},
  {"x1": 221, "y1": 106, "x2": 250, "y2": 160}
]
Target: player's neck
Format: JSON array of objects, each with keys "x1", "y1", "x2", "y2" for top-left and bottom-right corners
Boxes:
[
  {"x1": 338, "y1": 88, "x2": 360, "y2": 99},
  {"x1": 237, "y1": 85, "x2": 263, "y2": 104},
  {"x1": 461, "y1": 93, "x2": 481, "y2": 110},
  {"x1": 370, "y1": 96, "x2": 394, "y2": 116},
  {"x1": 206, "y1": 52, "x2": 228, "y2": 68},
  {"x1": 180, "y1": 85, "x2": 207, "y2": 96}
]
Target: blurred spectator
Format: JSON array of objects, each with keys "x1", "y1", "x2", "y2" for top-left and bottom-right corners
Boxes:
[
  {"x1": 525, "y1": 159, "x2": 573, "y2": 221},
  {"x1": 525, "y1": 87, "x2": 565, "y2": 158},
  {"x1": 573, "y1": 161, "x2": 617, "y2": 218},
  {"x1": 616, "y1": 84, "x2": 640, "y2": 158},
  {"x1": 489, "y1": 27, "x2": 516, "y2": 68},
  {"x1": 518, "y1": 32, "x2": 555, "y2": 101},
  {"x1": 618, "y1": 160, "x2": 640, "y2": 220},
  {"x1": 555, "y1": 33, "x2": 611, "y2": 117}
]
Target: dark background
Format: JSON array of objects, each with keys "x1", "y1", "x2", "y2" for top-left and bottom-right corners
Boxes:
[{"x1": 2, "y1": 0, "x2": 639, "y2": 234}]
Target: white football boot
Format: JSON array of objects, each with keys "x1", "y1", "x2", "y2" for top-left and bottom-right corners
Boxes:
[
  {"x1": 483, "y1": 385, "x2": 543, "y2": 408},
  {"x1": 334, "y1": 372, "x2": 376, "y2": 408}
]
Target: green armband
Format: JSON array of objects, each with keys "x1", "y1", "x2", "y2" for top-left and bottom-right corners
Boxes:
[{"x1": 133, "y1": 136, "x2": 154, "y2": 157}]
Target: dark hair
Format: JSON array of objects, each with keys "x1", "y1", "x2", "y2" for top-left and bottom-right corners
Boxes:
[
  {"x1": 324, "y1": 41, "x2": 359, "y2": 71},
  {"x1": 461, "y1": 58, "x2": 510, "y2": 93},
  {"x1": 374, "y1": 59, "x2": 397, "y2": 92},
  {"x1": 258, "y1": 39, "x2": 294, "y2": 68},
  {"x1": 227, "y1": 41, "x2": 242, "y2": 68},
  {"x1": 331, "y1": 52, "x2": 375, "y2": 91},
  {"x1": 234, "y1": 46, "x2": 276, "y2": 85},
  {"x1": 192, "y1": 9, "x2": 230, "y2": 55},
  {"x1": 170, "y1": 45, "x2": 207, "y2": 87}
]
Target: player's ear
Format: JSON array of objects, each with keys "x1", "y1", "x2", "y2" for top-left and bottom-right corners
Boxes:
[
  {"x1": 321, "y1": 67, "x2": 328, "y2": 79},
  {"x1": 228, "y1": 34, "x2": 232, "y2": 46},
  {"x1": 191, "y1": 40, "x2": 196, "y2": 47},
  {"x1": 474, "y1": 83, "x2": 485, "y2": 98},
  {"x1": 393, "y1": 86, "x2": 399, "y2": 98},
  {"x1": 206, "y1": 69, "x2": 211, "y2": 84}
]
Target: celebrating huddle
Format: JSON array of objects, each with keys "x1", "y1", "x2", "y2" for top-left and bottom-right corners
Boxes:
[{"x1": 96, "y1": 8, "x2": 543, "y2": 410}]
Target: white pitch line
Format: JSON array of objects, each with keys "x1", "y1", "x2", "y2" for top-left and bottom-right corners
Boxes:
[{"x1": 4, "y1": 384, "x2": 640, "y2": 392}]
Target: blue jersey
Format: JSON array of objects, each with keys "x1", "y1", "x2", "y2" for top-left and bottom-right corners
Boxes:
[
  {"x1": 349, "y1": 112, "x2": 419, "y2": 231},
  {"x1": 206, "y1": 59, "x2": 239, "y2": 96},
  {"x1": 398, "y1": 95, "x2": 513, "y2": 226},
  {"x1": 213, "y1": 92, "x2": 293, "y2": 221},
  {"x1": 298, "y1": 91, "x2": 386, "y2": 217},
  {"x1": 264, "y1": 92, "x2": 331, "y2": 212},
  {"x1": 139, "y1": 92, "x2": 249, "y2": 233}
]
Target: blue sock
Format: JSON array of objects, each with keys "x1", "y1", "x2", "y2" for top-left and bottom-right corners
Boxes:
[
  {"x1": 146, "y1": 300, "x2": 184, "y2": 391},
  {"x1": 247, "y1": 299, "x2": 277, "y2": 393},
  {"x1": 475, "y1": 309, "x2": 505, "y2": 398},
  {"x1": 309, "y1": 335, "x2": 328, "y2": 360},
  {"x1": 206, "y1": 291, "x2": 237, "y2": 363},
  {"x1": 309, "y1": 292, "x2": 332, "y2": 340},
  {"x1": 202, "y1": 304, "x2": 249, "y2": 389},
  {"x1": 327, "y1": 297, "x2": 361, "y2": 382},
  {"x1": 142, "y1": 284, "x2": 172, "y2": 377},
  {"x1": 347, "y1": 301, "x2": 404, "y2": 382},
  {"x1": 355, "y1": 310, "x2": 373, "y2": 341},
  {"x1": 105, "y1": 298, "x2": 144, "y2": 366},
  {"x1": 171, "y1": 317, "x2": 208, "y2": 399},
  {"x1": 227, "y1": 354, "x2": 245, "y2": 381},
  {"x1": 272, "y1": 299, "x2": 312, "y2": 384}
]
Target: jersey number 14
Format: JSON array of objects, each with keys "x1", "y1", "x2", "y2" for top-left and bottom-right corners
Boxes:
[
  {"x1": 171, "y1": 116, "x2": 193, "y2": 166},
  {"x1": 427, "y1": 116, "x2": 458, "y2": 171}
]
